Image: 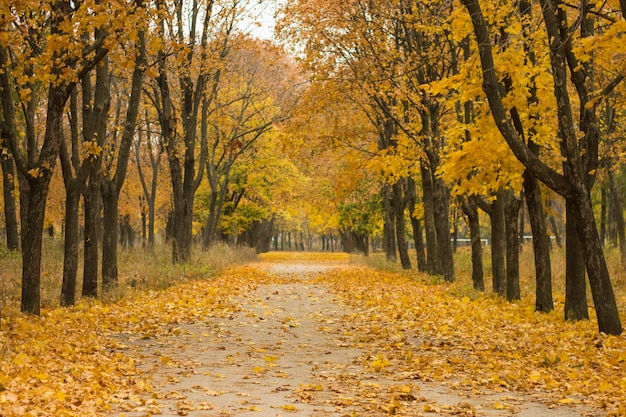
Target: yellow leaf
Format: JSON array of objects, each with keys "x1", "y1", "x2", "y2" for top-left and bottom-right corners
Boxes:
[{"x1": 528, "y1": 370, "x2": 542, "y2": 382}]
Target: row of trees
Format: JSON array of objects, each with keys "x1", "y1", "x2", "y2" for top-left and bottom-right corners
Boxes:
[
  {"x1": 278, "y1": 0, "x2": 626, "y2": 334},
  {"x1": 1, "y1": 0, "x2": 625, "y2": 336},
  {"x1": 0, "y1": 0, "x2": 304, "y2": 315}
]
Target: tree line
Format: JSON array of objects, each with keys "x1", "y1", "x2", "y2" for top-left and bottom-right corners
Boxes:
[
  {"x1": 0, "y1": 0, "x2": 301, "y2": 315},
  {"x1": 1, "y1": 0, "x2": 625, "y2": 336}
]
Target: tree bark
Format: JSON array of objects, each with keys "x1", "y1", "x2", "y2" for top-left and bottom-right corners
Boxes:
[
  {"x1": 504, "y1": 190, "x2": 521, "y2": 301},
  {"x1": 82, "y1": 168, "x2": 101, "y2": 298},
  {"x1": 490, "y1": 193, "x2": 506, "y2": 296},
  {"x1": 433, "y1": 176, "x2": 455, "y2": 281},
  {"x1": 461, "y1": 197, "x2": 484, "y2": 291},
  {"x1": 393, "y1": 180, "x2": 412, "y2": 269},
  {"x1": 564, "y1": 198, "x2": 589, "y2": 320},
  {"x1": 523, "y1": 170, "x2": 554, "y2": 312},
  {"x1": 382, "y1": 183, "x2": 397, "y2": 262},
  {"x1": 420, "y1": 162, "x2": 438, "y2": 273},
  {"x1": 407, "y1": 177, "x2": 427, "y2": 272}
]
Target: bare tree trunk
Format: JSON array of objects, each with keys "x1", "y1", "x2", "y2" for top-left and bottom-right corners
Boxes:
[
  {"x1": 505, "y1": 190, "x2": 521, "y2": 301},
  {"x1": 393, "y1": 180, "x2": 411, "y2": 269},
  {"x1": 407, "y1": 177, "x2": 427, "y2": 271},
  {"x1": 382, "y1": 183, "x2": 397, "y2": 262},
  {"x1": 564, "y1": 198, "x2": 589, "y2": 321},
  {"x1": 461, "y1": 197, "x2": 484, "y2": 291},
  {"x1": 420, "y1": 162, "x2": 438, "y2": 274},
  {"x1": 524, "y1": 170, "x2": 553, "y2": 312},
  {"x1": 490, "y1": 193, "x2": 506, "y2": 296}
]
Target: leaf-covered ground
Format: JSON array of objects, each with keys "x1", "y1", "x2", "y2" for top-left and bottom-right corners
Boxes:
[{"x1": 1, "y1": 252, "x2": 623, "y2": 416}]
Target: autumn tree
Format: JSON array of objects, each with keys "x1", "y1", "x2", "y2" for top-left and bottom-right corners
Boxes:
[
  {"x1": 0, "y1": 0, "x2": 130, "y2": 314},
  {"x1": 462, "y1": 0, "x2": 625, "y2": 334},
  {"x1": 200, "y1": 38, "x2": 297, "y2": 249},
  {"x1": 99, "y1": 13, "x2": 147, "y2": 288}
]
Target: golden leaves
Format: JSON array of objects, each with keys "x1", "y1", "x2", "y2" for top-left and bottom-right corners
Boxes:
[
  {"x1": 0, "y1": 264, "x2": 281, "y2": 416},
  {"x1": 318, "y1": 264, "x2": 626, "y2": 414}
]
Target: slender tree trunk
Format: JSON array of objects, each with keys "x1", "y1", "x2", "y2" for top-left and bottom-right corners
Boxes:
[
  {"x1": 504, "y1": 190, "x2": 521, "y2": 301},
  {"x1": 421, "y1": 162, "x2": 438, "y2": 273},
  {"x1": 491, "y1": 192, "x2": 506, "y2": 296},
  {"x1": 393, "y1": 180, "x2": 411, "y2": 269},
  {"x1": 101, "y1": 188, "x2": 118, "y2": 289},
  {"x1": 524, "y1": 170, "x2": 553, "y2": 312},
  {"x1": 382, "y1": 183, "x2": 397, "y2": 262},
  {"x1": 600, "y1": 183, "x2": 607, "y2": 246},
  {"x1": 407, "y1": 177, "x2": 427, "y2": 272},
  {"x1": 60, "y1": 182, "x2": 80, "y2": 306},
  {"x1": 433, "y1": 177, "x2": 454, "y2": 281},
  {"x1": 82, "y1": 168, "x2": 100, "y2": 298},
  {"x1": 0, "y1": 155, "x2": 19, "y2": 250},
  {"x1": 461, "y1": 197, "x2": 484, "y2": 291}
]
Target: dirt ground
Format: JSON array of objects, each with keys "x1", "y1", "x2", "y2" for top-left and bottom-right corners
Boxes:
[{"x1": 109, "y1": 263, "x2": 600, "y2": 417}]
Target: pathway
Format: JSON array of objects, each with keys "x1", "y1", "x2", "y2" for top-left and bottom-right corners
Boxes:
[{"x1": 110, "y1": 263, "x2": 598, "y2": 417}]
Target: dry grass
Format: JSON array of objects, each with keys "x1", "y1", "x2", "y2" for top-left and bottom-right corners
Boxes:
[{"x1": 0, "y1": 238, "x2": 257, "y2": 322}]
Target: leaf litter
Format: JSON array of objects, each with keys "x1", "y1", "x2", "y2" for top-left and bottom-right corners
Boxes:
[{"x1": 0, "y1": 254, "x2": 621, "y2": 416}]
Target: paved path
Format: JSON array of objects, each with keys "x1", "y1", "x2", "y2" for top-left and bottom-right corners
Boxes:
[{"x1": 110, "y1": 263, "x2": 597, "y2": 416}]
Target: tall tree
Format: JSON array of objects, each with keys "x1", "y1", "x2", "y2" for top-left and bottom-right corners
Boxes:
[
  {"x1": 462, "y1": 0, "x2": 624, "y2": 334},
  {"x1": 0, "y1": 0, "x2": 117, "y2": 314},
  {"x1": 100, "y1": 10, "x2": 147, "y2": 288}
]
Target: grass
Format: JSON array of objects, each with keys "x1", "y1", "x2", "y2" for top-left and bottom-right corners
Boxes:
[{"x1": 0, "y1": 237, "x2": 258, "y2": 324}]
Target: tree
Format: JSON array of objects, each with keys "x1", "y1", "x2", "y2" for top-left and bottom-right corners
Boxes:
[
  {"x1": 0, "y1": 0, "x2": 121, "y2": 314},
  {"x1": 100, "y1": 11, "x2": 147, "y2": 288},
  {"x1": 461, "y1": 0, "x2": 624, "y2": 334}
]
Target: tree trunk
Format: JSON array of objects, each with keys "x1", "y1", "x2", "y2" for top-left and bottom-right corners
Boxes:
[
  {"x1": 420, "y1": 162, "x2": 438, "y2": 273},
  {"x1": 1, "y1": 155, "x2": 19, "y2": 250},
  {"x1": 433, "y1": 177, "x2": 454, "y2": 281},
  {"x1": 20, "y1": 177, "x2": 51, "y2": 315},
  {"x1": 82, "y1": 168, "x2": 100, "y2": 298},
  {"x1": 600, "y1": 183, "x2": 607, "y2": 246},
  {"x1": 382, "y1": 183, "x2": 397, "y2": 262},
  {"x1": 564, "y1": 197, "x2": 588, "y2": 321},
  {"x1": 491, "y1": 193, "x2": 506, "y2": 296},
  {"x1": 524, "y1": 170, "x2": 553, "y2": 312},
  {"x1": 407, "y1": 177, "x2": 427, "y2": 272},
  {"x1": 461, "y1": 197, "x2": 484, "y2": 291},
  {"x1": 393, "y1": 180, "x2": 411, "y2": 269},
  {"x1": 60, "y1": 181, "x2": 80, "y2": 306},
  {"x1": 504, "y1": 190, "x2": 521, "y2": 301},
  {"x1": 101, "y1": 188, "x2": 118, "y2": 289}
]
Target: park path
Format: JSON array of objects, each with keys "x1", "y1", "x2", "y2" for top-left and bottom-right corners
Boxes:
[{"x1": 110, "y1": 262, "x2": 597, "y2": 417}]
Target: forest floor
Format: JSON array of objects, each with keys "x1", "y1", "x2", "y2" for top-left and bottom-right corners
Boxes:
[{"x1": 105, "y1": 255, "x2": 606, "y2": 417}]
